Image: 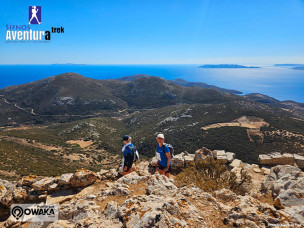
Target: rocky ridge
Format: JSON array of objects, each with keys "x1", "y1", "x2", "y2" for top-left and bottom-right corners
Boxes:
[{"x1": 0, "y1": 148, "x2": 303, "y2": 227}]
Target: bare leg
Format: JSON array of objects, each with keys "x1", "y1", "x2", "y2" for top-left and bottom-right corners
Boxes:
[
  {"x1": 123, "y1": 167, "x2": 133, "y2": 176},
  {"x1": 158, "y1": 169, "x2": 170, "y2": 178},
  {"x1": 158, "y1": 169, "x2": 165, "y2": 175},
  {"x1": 34, "y1": 16, "x2": 41, "y2": 24},
  {"x1": 29, "y1": 16, "x2": 34, "y2": 24}
]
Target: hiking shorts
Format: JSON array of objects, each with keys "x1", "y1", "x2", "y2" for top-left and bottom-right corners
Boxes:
[
  {"x1": 158, "y1": 164, "x2": 171, "y2": 174},
  {"x1": 123, "y1": 153, "x2": 133, "y2": 172}
]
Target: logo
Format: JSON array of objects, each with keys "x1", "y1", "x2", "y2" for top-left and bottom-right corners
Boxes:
[
  {"x1": 10, "y1": 204, "x2": 59, "y2": 222},
  {"x1": 11, "y1": 206, "x2": 23, "y2": 220},
  {"x1": 29, "y1": 6, "x2": 41, "y2": 25},
  {"x1": 5, "y1": 6, "x2": 65, "y2": 42}
]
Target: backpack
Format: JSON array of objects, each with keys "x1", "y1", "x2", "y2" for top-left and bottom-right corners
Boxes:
[
  {"x1": 162, "y1": 143, "x2": 174, "y2": 158},
  {"x1": 128, "y1": 145, "x2": 139, "y2": 162}
]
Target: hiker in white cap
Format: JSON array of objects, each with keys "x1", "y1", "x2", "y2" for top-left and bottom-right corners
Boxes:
[{"x1": 155, "y1": 133, "x2": 171, "y2": 178}]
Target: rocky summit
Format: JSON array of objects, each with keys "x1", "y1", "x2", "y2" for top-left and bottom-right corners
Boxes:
[{"x1": 0, "y1": 148, "x2": 303, "y2": 228}]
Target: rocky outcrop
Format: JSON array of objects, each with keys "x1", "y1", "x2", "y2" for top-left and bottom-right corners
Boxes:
[
  {"x1": 261, "y1": 165, "x2": 304, "y2": 224},
  {"x1": 1, "y1": 152, "x2": 304, "y2": 227},
  {"x1": 259, "y1": 152, "x2": 304, "y2": 168},
  {"x1": 216, "y1": 189, "x2": 295, "y2": 227},
  {"x1": 0, "y1": 168, "x2": 98, "y2": 222}
]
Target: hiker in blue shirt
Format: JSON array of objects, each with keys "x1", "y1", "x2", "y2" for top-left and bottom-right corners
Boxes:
[
  {"x1": 121, "y1": 135, "x2": 134, "y2": 176},
  {"x1": 155, "y1": 133, "x2": 171, "y2": 178}
]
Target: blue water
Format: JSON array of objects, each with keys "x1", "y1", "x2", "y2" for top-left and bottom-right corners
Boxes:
[{"x1": 0, "y1": 64, "x2": 303, "y2": 103}]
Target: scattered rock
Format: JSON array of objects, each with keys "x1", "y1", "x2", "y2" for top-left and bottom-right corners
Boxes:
[
  {"x1": 70, "y1": 168, "x2": 97, "y2": 187},
  {"x1": 58, "y1": 173, "x2": 74, "y2": 186},
  {"x1": 117, "y1": 195, "x2": 187, "y2": 227},
  {"x1": 103, "y1": 201, "x2": 118, "y2": 219},
  {"x1": 261, "y1": 167, "x2": 270, "y2": 175},
  {"x1": 226, "y1": 152, "x2": 235, "y2": 163},
  {"x1": 150, "y1": 157, "x2": 158, "y2": 166},
  {"x1": 32, "y1": 177, "x2": 56, "y2": 191},
  {"x1": 183, "y1": 154, "x2": 194, "y2": 167},
  {"x1": 294, "y1": 154, "x2": 304, "y2": 168},
  {"x1": 194, "y1": 147, "x2": 212, "y2": 161},
  {"x1": 253, "y1": 167, "x2": 262, "y2": 173},
  {"x1": 86, "y1": 194, "x2": 96, "y2": 199},
  {"x1": 259, "y1": 152, "x2": 296, "y2": 166},
  {"x1": 229, "y1": 159, "x2": 242, "y2": 168},
  {"x1": 171, "y1": 153, "x2": 185, "y2": 173},
  {"x1": 214, "y1": 150, "x2": 228, "y2": 163}
]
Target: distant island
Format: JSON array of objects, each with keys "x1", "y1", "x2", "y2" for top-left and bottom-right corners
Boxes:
[
  {"x1": 292, "y1": 67, "x2": 304, "y2": 71},
  {"x1": 274, "y1": 64, "x2": 304, "y2": 70},
  {"x1": 274, "y1": 64, "x2": 304, "y2": 67},
  {"x1": 199, "y1": 64, "x2": 260, "y2": 68},
  {"x1": 52, "y1": 63, "x2": 88, "y2": 66}
]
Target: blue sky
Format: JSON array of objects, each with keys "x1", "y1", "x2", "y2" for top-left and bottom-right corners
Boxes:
[{"x1": 1, "y1": 0, "x2": 304, "y2": 64}]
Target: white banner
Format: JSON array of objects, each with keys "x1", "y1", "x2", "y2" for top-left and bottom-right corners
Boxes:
[{"x1": 10, "y1": 204, "x2": 59, "y2": 222}]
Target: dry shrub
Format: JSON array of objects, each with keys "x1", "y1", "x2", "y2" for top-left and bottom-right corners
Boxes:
[{"x1": 175, "y1": 157, "x2": 251, "y2": 195}]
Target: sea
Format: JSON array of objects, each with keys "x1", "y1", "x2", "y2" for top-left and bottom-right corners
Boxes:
[{"x1": 0, "y1": 64, "x2": 303, "y2": 103}]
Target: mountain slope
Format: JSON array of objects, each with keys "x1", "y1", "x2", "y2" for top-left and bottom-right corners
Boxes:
[
  {"x1": 0, "y1": 73, "x2": 234, "y2": 125},
  {"x1": 118, "y1": 74, "x2": 242, "y2": 94},
  {"x1": 0, "y1": 72, "x2": 303, "y2": 174}
]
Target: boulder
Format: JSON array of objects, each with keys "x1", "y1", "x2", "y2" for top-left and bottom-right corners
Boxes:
[
  {"x1": 226, "y1": 152, "x2": 236, "y2": 163},
  {"x1": 259, "y1": 154, "x2": 272, "y2": 165},
  {"x1": 171, "y1": 153, "x2": 185, "y2": 173},
  {"x1": 150, "y1": 157, "x2": 158, "y2": 166},
  {"x1": 103, "y1": 201, "x2": 118, "y2": 219},
  {"x1": 58, "y1": 173, "x2": 74, "y2": 186},
  {"x1": 261, "y1": 167, "x2": 270, "y2": 175},
  {"x1": 215, "y1": 188, "x2": 237, "y2": 202},
  {"x1": 253, "y1": 167, "x2": 262, "y2": 173},
  {"x1": 229, "y1": 159, "x2": 242, "y2": 168},
  {"x1": 281, "y1": 205, "x2": 304, "y2": 225},
  {"x1": 19, "y1": 175, "x2": 37, "y2": 187},
  {"x1": 96, "y1": 169, "x2": 110, "y2": 180},
  {"x1": 70, "y1": 169, "x2": 97, "y2": 187},
  {"x1": 259, "y1": 152, "x2": 295, "y2": 166},
  {"x1": 105, "y1": 169, "x2": 119, "y2": 180},
  {"x1": 194, "y1": 147, "x2": 212, "y2": 161},
  {"x1": 274, "y1": 189, "x2": 304, "y2": 208},
  {"x1": 117, "y1": 172, "x2": 143, "y2": 185},
  {"x1": 280, "y1": 153, "x2": 296, "y2": 165},
  {"x1": 214, "y1": 150, "x2": 228, "y2": 163},
  {"x1": 117, "y1": 195, "x2": 187, "y2": 227},
  {"x1": 12, "y1": 187, "x2": 27, "y2": 202},
  {"x1": 0, "y1": 179, "x2": 14, "y2": 202},
  {"x1": 133, "y1": 161, "x2": 151, "y2": 176},
  {"x1": 48, "y1": 183, "x2": 60, "y2": 192},
  {"x1": 32, "y1": 177, "x2": 56, "y2": 191},
  {"x1": 146, "y1": 174, "x2": 177, "y2": 196},
  {"x1": 58, "y1": 197, "x2": 123, "y2": 227},
  {"x1": 261, "y1": 165, "x2": 304, "y2": 224},
  {"x1": 0, "y1": 179, "x2": 20, "y2": 207},
  {"x1": 294, "y1": 154, "x2": 304, "y2": 169},
  {"x1": 183, "y1": 154, "x2": 194, "y2": 167}
]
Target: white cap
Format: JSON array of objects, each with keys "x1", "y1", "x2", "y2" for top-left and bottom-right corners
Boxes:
[{"x1": 156, "y1": 133, "x2": 164, "y2": 139}]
